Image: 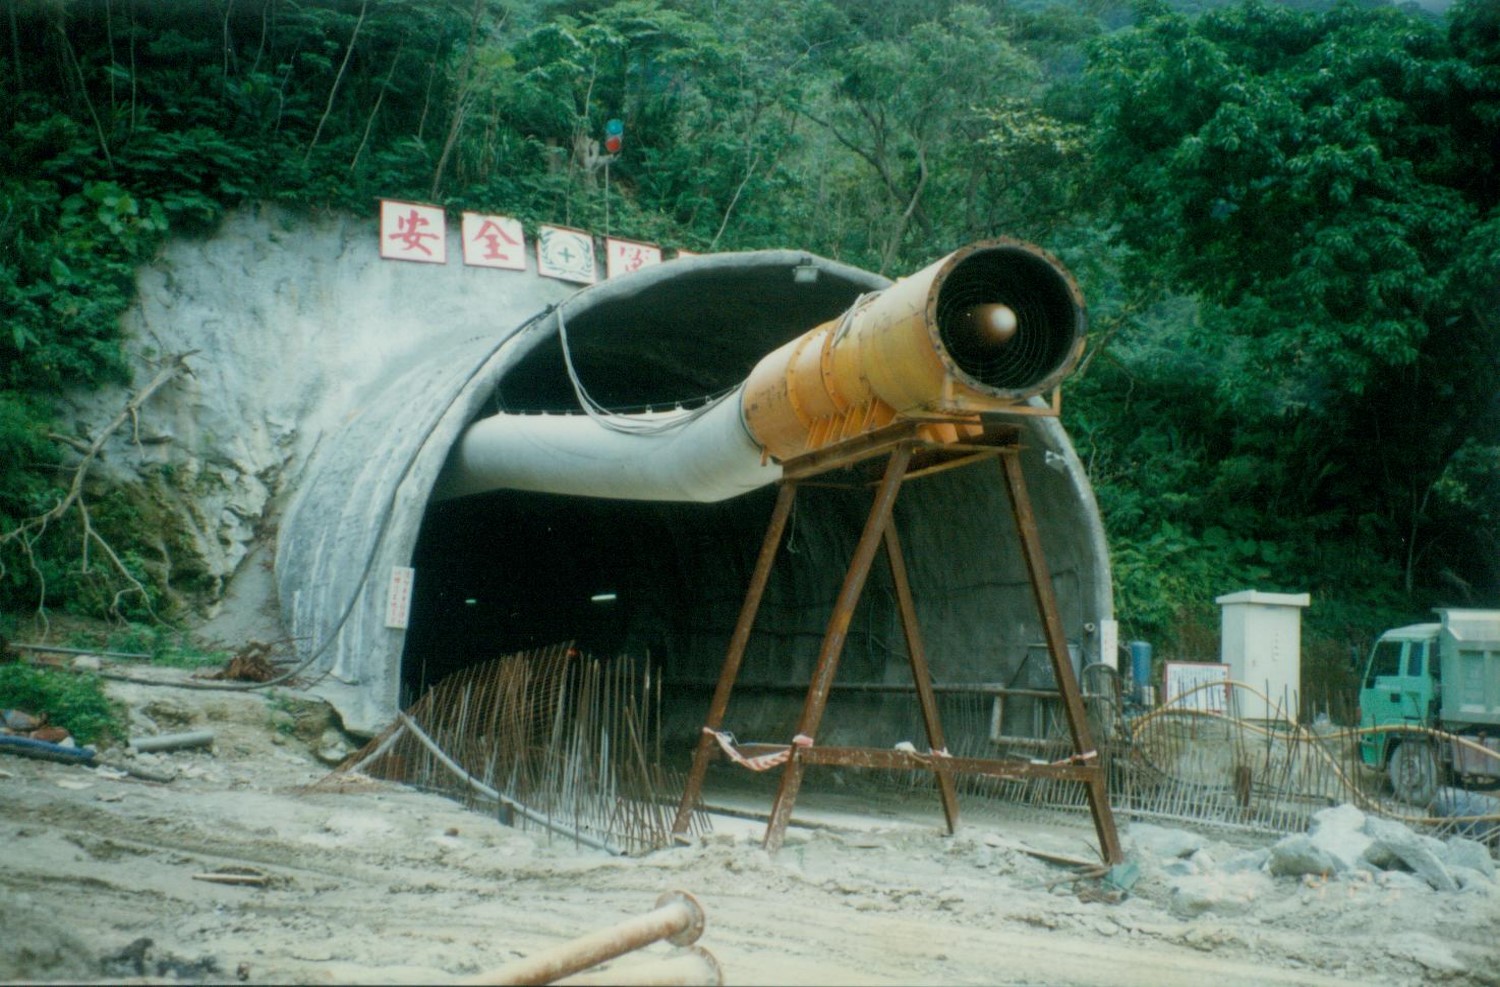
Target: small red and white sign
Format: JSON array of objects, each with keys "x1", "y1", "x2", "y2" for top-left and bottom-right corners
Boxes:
[
  {"x1": 605, "y1": 237, "x2": 662, "y2": 279},
  {"x1": 385, "y1": 565, "x2": 416, "y2": 630},
  {"x1": 536, "y1": 225, "x2": 597, "y2": 283},
  {"x1": 462, "y1": 212, "x2": 526, "y2": 270},
  {"x1": 379, "y1": 200, "x2": 446, "y2": 264}
]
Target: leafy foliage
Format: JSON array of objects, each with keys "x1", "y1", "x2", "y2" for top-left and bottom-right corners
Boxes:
[
  {"x1": 1, "y1": 0, "x2": 1497, "y2": 681},
  {"x1": 1073, "y1": 0, "x2": 1500, "y2": 648},
  {"x1": 0, "y1": 662, "x2": 122, "y2": 746}
]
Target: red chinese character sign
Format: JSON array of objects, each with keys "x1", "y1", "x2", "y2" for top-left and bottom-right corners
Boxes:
[
  {"x1": 605, "y1": 237, "x2": 663, "y2": 279},
  {"x1": 461, "y1": 212, "x2": 526, "y2": 270},
  {"x1": 379, "y1": 199, "x2": 446, "y2": 264},
  {"x1": 537, "y1": 225, "x2": 597, "y2": 284}
]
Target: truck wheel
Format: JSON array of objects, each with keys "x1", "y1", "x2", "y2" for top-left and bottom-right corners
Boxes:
[{"x1": 1388, "y1": 739, "x2": 1439, "y2": 807}]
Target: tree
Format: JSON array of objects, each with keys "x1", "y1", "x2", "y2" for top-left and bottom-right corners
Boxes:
[{"x1": 1078, "y1": 0, "x2": 1500, "y2": 636}]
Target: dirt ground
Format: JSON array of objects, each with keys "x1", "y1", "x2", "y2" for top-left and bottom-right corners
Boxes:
[{"x1": 3, "y1": 668, "x2": 1498, "y2": 986}]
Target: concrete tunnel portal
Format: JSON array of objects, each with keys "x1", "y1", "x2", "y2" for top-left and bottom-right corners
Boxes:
[{"x1": 275, "y1": 246, "x2": 1115, "y2": 749}]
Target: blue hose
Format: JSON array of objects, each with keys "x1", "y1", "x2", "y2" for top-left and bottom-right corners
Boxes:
[{"x1": 0, "y1": 733, "x2": 96, "y2": 765}]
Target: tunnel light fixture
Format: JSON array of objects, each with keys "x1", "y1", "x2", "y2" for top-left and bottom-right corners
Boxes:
[
  {"x1": 792, "y1": 257, "x2": 819, "y2": 284},
  {"x1": 591, "y1": 591, "x2": 618, "y2": 603},
  {"x1": 464, "y1": 598, "x2": 478, "y2": 606}
]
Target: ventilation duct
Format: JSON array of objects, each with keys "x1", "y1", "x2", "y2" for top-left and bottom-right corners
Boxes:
[{"x1": 434, "y1": 239, "x2": 1084, "y2": 504}]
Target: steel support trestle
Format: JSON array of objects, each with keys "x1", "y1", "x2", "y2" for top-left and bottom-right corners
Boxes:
[{"x1": 670, "y1": 422, "x2": 1122, "y2": 864}]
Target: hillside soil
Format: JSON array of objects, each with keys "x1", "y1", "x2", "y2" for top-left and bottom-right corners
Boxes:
[{"x1": 3, "y1": 666, "x2": 1498, "y2": 986}]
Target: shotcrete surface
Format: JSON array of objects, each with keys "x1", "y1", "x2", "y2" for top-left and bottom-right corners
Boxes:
[{"x1": 3, "y1": 673, "x2": 1496, "y2": 986}]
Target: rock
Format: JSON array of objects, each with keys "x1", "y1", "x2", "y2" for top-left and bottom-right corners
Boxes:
[
  {"x1": 1219, "y1": 848, "x2": 1269, "y2": 874},
  {"x1": 1442, "y1": 836, "x2": 1495, "y2": 879},
  {"x1": 1168, "y1": 872, "x2": 1272, "y2": 918},
  {"x1": 142, "y1": 698, "x2": 196, "y2": 729},
  {"x1": 1126, "y1": 822, "x2": 1206, "y2": 861},
  {"x1": 1307, "y1": 804, "x2": 1373, "y2": 872},
  {"x1": 1363, "y1": 817, "x2": 1457, "y2": 891},
  {"x1": 1450, "y1": 866, "x2": 1499, "y2": 894},
  {"x1": 315, "y1": 727, "x2": 354, "y2": 766},
  {"x1": 1268, "y1": 834, "x2": 1341, "y2": 877},
  {"x1": 71, "y1": 655, "x2": 102, "y2": 672},
  {"x1": 1377, "y1": 870, "x2": 1432, "y2": 893}
]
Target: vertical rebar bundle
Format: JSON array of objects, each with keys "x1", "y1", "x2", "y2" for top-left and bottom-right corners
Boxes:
[{"x1": 337, "y1": 643, "x2": 710, "y2": 855}]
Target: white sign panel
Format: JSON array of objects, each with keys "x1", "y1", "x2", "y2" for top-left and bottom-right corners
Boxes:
[
  {"x1": 605, "y1": 237, "x2": 662, "y2": 279},
  {"x1": 1099, "y1": 618, "x2": 1119, "y2": 671},
  {"x1": 379, "y1": 199, "x2": 446, "y2": 264},
  {"x1": 536, "y1": 225, "x2": 597, "y2": 283},
  {"x1": 462, "y1": 212, "x2": 527, "y2": 270},
  {"x1": 1163, "y1": 661, "x2": 1230, "y2": 713},
  {"x1": 385, "y1": 565, "x2": 416, "y2": 630}
]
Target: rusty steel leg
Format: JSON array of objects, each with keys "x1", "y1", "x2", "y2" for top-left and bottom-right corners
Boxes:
[
  {"x1": 672, "y1": 482, "x2": 799, "y2": 838},
  {"x1": 463, "y1": 890, "x2": 706, "y2": 986},
  {"x1": 999, "y1": 451, "x2": 1124, "y2": 865},
  {"x1": 764, "y1": 443, "x2": 914, "y2": 852},
  {"x1": 882, "y1": 521, "x2": 960, "y2": 835}
]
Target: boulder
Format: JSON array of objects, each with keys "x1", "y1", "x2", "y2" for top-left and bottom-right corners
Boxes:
[
  {"x1": 1363, "y1": 817, "x2": 1457, "y2": 891},
  {"x1": 1442, "y1": 836, "x2": 1495, "y2": 880},
  {"x1": 1168, "y1": 871, "x2": 1273, "y2": 918},
  {"x1": 1268, "y1": 834, "x2": 1341, "y2": 877},
  {"x1": 1306, "y1": 803, "x2": 1373, "y2": 872}
]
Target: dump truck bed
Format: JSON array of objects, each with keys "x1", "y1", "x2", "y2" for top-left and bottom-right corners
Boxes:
[{"x1": 1438, "y1": 609, "x2": 1500, "y2": 728}]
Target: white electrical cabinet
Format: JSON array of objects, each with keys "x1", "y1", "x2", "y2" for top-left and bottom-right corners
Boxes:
[{"x1": 1216, "y1": 590, "x2": 1311, "y2": 721}]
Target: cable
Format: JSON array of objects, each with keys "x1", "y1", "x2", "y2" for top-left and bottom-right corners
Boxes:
[{"x1": 554, "y1": 303, "x2": 736, "y2": 436}]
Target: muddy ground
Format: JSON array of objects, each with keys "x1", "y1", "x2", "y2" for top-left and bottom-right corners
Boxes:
[{"x1": 3, "y1": 669, "x2": 1498, "y2": 986}]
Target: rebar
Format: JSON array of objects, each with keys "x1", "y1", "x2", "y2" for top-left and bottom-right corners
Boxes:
[{"x1": 331, "y1": 644, "x2": 710, "y2": 855}]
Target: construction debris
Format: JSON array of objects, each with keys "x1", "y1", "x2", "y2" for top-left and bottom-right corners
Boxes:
[
  {"x1": 191, "y1": 867, "x2": 273, "y2": 888},
  {"x1": 202, "y1": 645, "x2": 279, "y2": 683}
]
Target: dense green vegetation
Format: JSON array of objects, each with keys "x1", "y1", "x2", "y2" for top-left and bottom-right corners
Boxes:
[
  {"x1": 2, "y1": 0, "x2": 1497, "y2": 679},
  {"x1": 0, "y1": 661, "x2": 121, "y2": 745}
]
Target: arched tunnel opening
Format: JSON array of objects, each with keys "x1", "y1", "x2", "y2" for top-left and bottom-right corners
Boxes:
[
  {"x1": 392, "y1": 251, "x2": 1109, "y2": 762},
  {"x1": 399, "y1": 258, "x2": 920, "y2": 753}
]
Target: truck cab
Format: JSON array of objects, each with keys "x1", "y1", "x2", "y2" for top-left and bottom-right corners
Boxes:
[{"x1": 1357, "y1": 624, "x2": 1439, "y2": 773}]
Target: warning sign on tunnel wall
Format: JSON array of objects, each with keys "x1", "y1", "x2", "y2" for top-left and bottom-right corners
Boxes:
[
  {"x1": 462, "y1": 212, "x2": 527, "y2": 270},
  {"x1": 379, "y1": 200, "x2": 446, "y2": 264},
  {"x1": 385, "y1": 565, "x2": 415, "y2": 630}
]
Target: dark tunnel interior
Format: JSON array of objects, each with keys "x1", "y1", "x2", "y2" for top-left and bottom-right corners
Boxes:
[{"x1": 401, "y1": 486, "x2": 779, "y2": 702}]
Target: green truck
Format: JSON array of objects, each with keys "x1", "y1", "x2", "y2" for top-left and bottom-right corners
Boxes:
[{"x1": 1358, "y1": 608, "x2": 1500, "y2": 805}]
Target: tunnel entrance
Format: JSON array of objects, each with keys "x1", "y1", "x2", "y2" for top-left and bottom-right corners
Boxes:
[
  {"x1": 401, "y1": 486, "x2": 777, "y2": 704},
  {"x1": 398, "y1": 255, "x2": 905, "y2": 735}
]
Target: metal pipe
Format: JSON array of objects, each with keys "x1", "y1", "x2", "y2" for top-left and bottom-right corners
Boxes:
[
  {"x1": 128, "y1": 730, "x2": 215, "y2": 753},
  {"x1": 461, "y1": 891, "x2": 706, "y2": 986},
  {"x1": 435, "y1": 240, "x2": 1084, "y2": 503}
]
